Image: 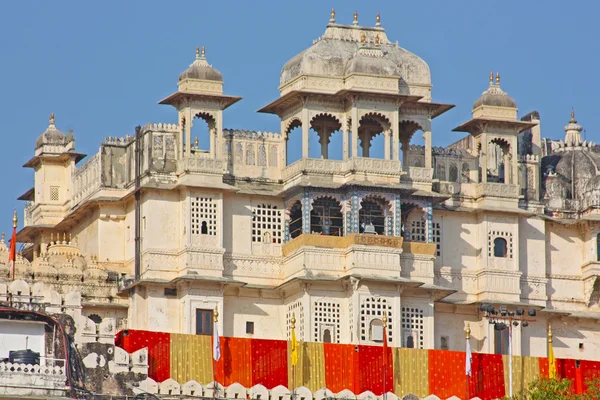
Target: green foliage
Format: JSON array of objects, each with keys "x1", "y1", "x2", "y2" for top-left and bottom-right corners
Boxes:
[{"x1": 504, "y1": 377, "x2": 600, "y2": 400}]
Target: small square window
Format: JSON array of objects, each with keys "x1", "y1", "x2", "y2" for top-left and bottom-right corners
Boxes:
[{"x1": 246, "y1": 321, "x2": 254, "y2": 335}]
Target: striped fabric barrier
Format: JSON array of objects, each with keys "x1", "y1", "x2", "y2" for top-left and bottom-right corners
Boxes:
[{"x1": 115, "y1": 330, "x2": 600, "y2": 400}]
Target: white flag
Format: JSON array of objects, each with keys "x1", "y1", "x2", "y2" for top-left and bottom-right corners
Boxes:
[
  {"x1": 213, "y1": 321, "x2": 221, "y2": 361},
  {"x1": 465, "y1": 338, "x2": 472, "y2": 377}
]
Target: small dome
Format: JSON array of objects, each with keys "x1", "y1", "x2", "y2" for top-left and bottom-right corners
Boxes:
[
  {"x1": 472, "y1": 73, "x2": 516, "y2": 110},
  {"x1": 35, "y1": 114, "x2": 71, "y2": 149},
  {"x1": 178, "y1": 46, "x2": 223, "y2": 82}
]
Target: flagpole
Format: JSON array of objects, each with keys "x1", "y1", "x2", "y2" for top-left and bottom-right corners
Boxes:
[
  {"x1": 465, "y1": 324, "x2": 470, "y2": 400},
  {"x1": 291, "y1": 314, "x2": 297, "y2": 400},
  {"x1": 382, "y1": 314, "x2": 387, "y2": 400},
  {"x1": 213, "y1": 308, "x2": 220, "y2": 400},
  {"x1": 10, "y1": 210, "x2": 17, "y2": 282}
]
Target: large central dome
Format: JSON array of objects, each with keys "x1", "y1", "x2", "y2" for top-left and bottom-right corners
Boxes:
[{"x1": 278, "y1": 12, "x2": 431, "y2": 99}]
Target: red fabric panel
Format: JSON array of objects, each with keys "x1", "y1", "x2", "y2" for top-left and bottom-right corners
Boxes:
[
  {"x1": 476, "y1": 353, "x2": 505, "y2": 400},
  {"x1": 355, "y1": 345, "x2": 393, "y2": 395},
  {"x1": 215, "y1": 337, "x2": 253, "y2": 387},
  {"x1": 558, "y1": 359, "x2": 577, "y2": 393},
  {"x1": 324, "y1": 343, "x2": 356, "y2": 393},
  {"x1": 539, "y1": 357, "x2": 549, "y2": 378},
  {"x1": 581, "y1": 360, "x2": 600, "y2": 393},
  {"x1": 251, "y1": 339, "x2": 288, "y2": 389},
  {"x1": 468, "y1": 352, "x2": 484, "y2": 399},
  {"x1": 115, "y1": 329, "x2": 171, "y2": 382},
  {"x1": 428, "y1": 350, "x2": 467, "y2": 399}
]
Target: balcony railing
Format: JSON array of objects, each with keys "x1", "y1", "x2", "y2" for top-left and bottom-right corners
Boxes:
[{"x1": 282, "y1": 233, "x2": 404, "y2": 256}]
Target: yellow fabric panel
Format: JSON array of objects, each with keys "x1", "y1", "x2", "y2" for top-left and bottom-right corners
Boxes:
[
  {"x1": 392, "y1": 348, "x2": 429, "y2": 398},
  {"x1": 288, "y1": 342, "x2": 326, "y2": 392},
  {"x1": 502, "y1": 355, "x2": 527, "y2": 396},
  {"x1": 171, "y1": 333, "x2": 213, "y2": 384},
  {"x1": 522, "y1": 356, "x2": 540, "y2": 391}
]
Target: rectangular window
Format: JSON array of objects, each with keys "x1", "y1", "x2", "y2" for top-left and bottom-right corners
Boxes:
[
  {"x1": 410, "y1": 220, "x2": 442, "y2": 257},
  {"x1": 246, "y1": 321, "x2": 254, "y2": 334},
  {"x1": 251, "y1": 204, "x2": 283, "y2": 244},
  {"x1": 195, "y1": 309, "x2": 213, "y2": 335},
  {"x1": 494, "y1": 328, "x2": 509, "y2": 355}
]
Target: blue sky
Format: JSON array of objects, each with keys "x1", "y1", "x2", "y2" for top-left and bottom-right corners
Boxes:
[{"x1": 0, "y1": 1, "x2": 598, "y2": 230}]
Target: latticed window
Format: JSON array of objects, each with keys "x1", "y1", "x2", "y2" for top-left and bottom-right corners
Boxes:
[
  {"x1": 191, "y1": 196, "x2": 217, "y2": 236},
  {"x1": 286, "y1": 301, "x2": 304, "y2": 340},
  {"x1": 313, "y1": 301, "x2": 341, "y2": 343},
  {"x1": 401, "y1": 306, "x2": 424, "y2": 348},
  {"x1": 252, "y1": 204, "x2": 283, "y2": 244},
  {"x1": 360, "y1": 297, "x2": 392, "y2": 344},
  {"x1": 409, "y1": 220, "x2": 441, "y2": 256},
  {"x1": 50, "y1": 186, "x2": 59, "y2": 201},
  {"x1": 488, "y1": 231, "x2": 513, "y2": 258}
]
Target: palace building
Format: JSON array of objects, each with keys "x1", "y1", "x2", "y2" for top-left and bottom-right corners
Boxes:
[{"x1": 6, "y1": 10, "x2": 600, "y2": 367}]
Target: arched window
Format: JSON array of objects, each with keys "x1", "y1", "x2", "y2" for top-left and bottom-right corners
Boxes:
[
  {"x1": 201, "y1": 221, "x2": 208, "y2": 235},
  {"x1": 322, "y1": 329, "x2": 332, "y2": 343},
  {"x1": 493, "y1": 237, "x2": 508, "y2": 258},
  {"x1": 369, "y1": 318, "x2": 384, "y2": 342},
  {"x1": 406, "y1": 335, "x2": 415, "y2": 349},
  {"x1": 88, "y1": 314, "x2": 102, "y2": 324},
  {"x1": 449, "y1": 163, "x2": 458, "y2": 182}
]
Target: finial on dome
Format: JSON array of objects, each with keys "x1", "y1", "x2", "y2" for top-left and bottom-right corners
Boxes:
[
  {"x1": 201, "y1": 45, "x2": 206, "y2": 59},
  {"x1": 570, "y1": 108, "x2": 576, "y2": 123},
  {"x1": 376, "y1": 13, "x2": 381, "y2": 27},
  {"x1": 194, "y1": 137, "x2": 199, "y2": 149},
  {"x1": 495, "y1": 72, "x2": 500, "y2": 85},
  {"x1": 49, "y1": 113, "x2": 55, "y2": 126},
  {"x1": 12, "y1": 209, "x2": 17, "y2": 228},
  {"x1": 353, "y1": 11, "x2": 358, "y2": 26},
  {"x1": 330, "y1": 8, "x2": 335, "y2": 23},
  {"x1": 195, "y1": 46, "x2": 200, "y2": 59},
  {"x1": 360, "y1": 32, "x2": 366, "y2": 44},
  {"x1": 489, "y1": 72, "x2": 493, "y2": 86},
  {"x1": 564, "y1": 109, "x2": 583, "y2": 147}
]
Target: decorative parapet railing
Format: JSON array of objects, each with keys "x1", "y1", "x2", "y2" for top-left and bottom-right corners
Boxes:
[
  {"x1": 282, "y1": 233, "x2": 404, "y2": 257},
  {"x1": 401, "y1": 166, "x2": 433, "y2": 183},
  {"x1": 282, "y1": 158, "x2": 405, "y2": 181},
  {"x1": 223, "y1": 129, "x2": 282, "y2": 140},
  {"x1": 472, "y1": 183, "x2": 520, "y2": 199},
  {"x1": 177, "y1": 158, "x2": 225, "y2": 175},
  {"x1": 142, "y1": 122, "x2": 179, "y2": 133},
  {"x1": 401, "y1": 241, "x2": 437, "y2": 256},
  {"x1": 72, "y1": 152, "x2": 101, "y2": 204},
  {"x1": 519, "y1": 154, "x2": 539, "y2": 163},
  {"x1": 0, "y1": 360, "x2": 67, "y2": 396}
]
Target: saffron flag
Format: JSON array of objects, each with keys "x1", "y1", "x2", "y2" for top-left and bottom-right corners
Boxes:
[
  {"x1": 466, "y1": 338, "x2": 472, "y2": 376},
  {"x1": 291, "y1": 326, "x2": 298, "y2": 366},
  {"x1": 213, "y1": 320, "x2": 221, "y2": 361},
  {"x1": 549, "y1": 334, "x2": 556, "y2": 379}
]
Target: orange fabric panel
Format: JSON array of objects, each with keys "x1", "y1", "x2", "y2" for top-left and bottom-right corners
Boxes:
[
  {"x1": 323, "y1": 343, "x2": 356, "y2": 393},
  {"x1": 215, "y1": 337, "x2": 253, "y2": 387},
  {"x1": 428, "y1": 350, "x2": 467, "y2": 399}
]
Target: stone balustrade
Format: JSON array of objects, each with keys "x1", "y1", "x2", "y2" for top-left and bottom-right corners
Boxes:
[
  {"x1": 72, "y1": 152, "x2": 101, "y2": 204},
  {"x1": 401, "y1": 166, "x2": 433, "y2": 183},
  {"x1": 178, "y1": 157, "x2": 225, "y2": 175},
  {"x1": 282, "y1": 157, "x2": 406, "y2": 182},
  {"x1": 0, "y1": 360, "x2": 67, "y2": 397},
  {"x1": 472, "y1": 182, "x2": 520, "y2": 199}
]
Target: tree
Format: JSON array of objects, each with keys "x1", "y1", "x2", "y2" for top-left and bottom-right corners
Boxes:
[{"x1": 505, "y1": 377, "x2": 600, "y2": 400}]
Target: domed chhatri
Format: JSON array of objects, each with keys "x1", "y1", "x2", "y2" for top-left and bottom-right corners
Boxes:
[
  {"x1": 279, "y1": 11, "x2": 431, "y2": 100},
  {"x1": 542, "y1": 111, "x2": 600, "y2": 207},
  {"x1": 472, "y1": 72, "x2": 517, "y2": 110},
  {"x1": 35, "y1": 113, "x2": 73, "y2": 150},
  {"x1": 178, "y1": 46, "x2": 223, "y2": 83}
]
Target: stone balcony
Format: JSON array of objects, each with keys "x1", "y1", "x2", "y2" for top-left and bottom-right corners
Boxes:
[
  {"x1": 282, "y1": 233, "x2": 436, "y2": 280},
  {"x1": 281, "y1": 157, "x2": 433, "y2": 189}
]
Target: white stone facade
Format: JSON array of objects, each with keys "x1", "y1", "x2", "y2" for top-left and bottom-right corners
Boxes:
[{"x1": 8, "y1": 18, "x2": 600, "y2": 365}]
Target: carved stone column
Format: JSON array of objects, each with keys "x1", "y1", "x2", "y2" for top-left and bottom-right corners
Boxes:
[
  {"x1": 349, "y1": 189, "x2": 360, "y2": 234},
  {"x1": 424, "y1": 202, "x2": 433, "y2": 243},
  {"x1": 302, "y1": 189, "x2": 311, "y2": 234},
  {"x1": 342, "y1": 116, "x2": 349, "y2": 160},
  {"x1": 302, "y1": 106, "x2": 309, "y2": 159},
  {"x1": 423, "y1": 120, "x2": 432, "y2": 169},
  {"x1": 384, "y1": 131, "x2": 391, "y2": 160},
  {"x1": 394, "y1": 194, "x2": 402, "y2": 237},
  {"x1": 351, "y1": 104, "x2": 359, "y2": 158}
]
